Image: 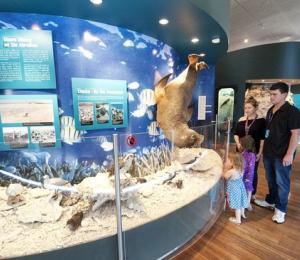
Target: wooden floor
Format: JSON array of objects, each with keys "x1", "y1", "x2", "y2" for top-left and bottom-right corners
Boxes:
[{"x1": 173, "y1": 148, "x2": 300, "y2": 260}]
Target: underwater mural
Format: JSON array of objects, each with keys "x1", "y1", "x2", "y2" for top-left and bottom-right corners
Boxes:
[
  {"x1": 0, "y1": 13, "x2": 221, "y2": 258},
  {"x1": 0, "y1": 12, "x2": 215, "y2": 185}
]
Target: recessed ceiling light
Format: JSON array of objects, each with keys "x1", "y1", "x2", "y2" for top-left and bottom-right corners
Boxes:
[
  {"x1": 212, "y1": 37, "x2": 220, "y2": 44},
  {"x1": 244, "y1": 38, "x2": 249, "y2": 43},
  {"x1": 199, "y1": 53, "x2": 206, "y2": 57},
  {"x1": 191, "y1": 37, "x2": 199, "y2": 43},
  {"x1": 262, "y1": 79, "x2": 265, "y2": 82},
  {"x1": 159, "y1": 18, "x2": 169, "y2": 25},
  {"x1": 90, "y1": 0, "x2": 102, "y2": 5},
  {"x1": 31, "y1": 24, "x2": 41, "y2": 30}
]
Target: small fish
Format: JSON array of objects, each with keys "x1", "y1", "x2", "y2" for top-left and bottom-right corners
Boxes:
[
  {"x1": 148, "y1": 121, "x2": 160, "y2": 136},
  {"x1": 43, "y1": 175, "x2": 69, "y2": 187},
  {"x1": 147, "y1": 108, "x2": 154, "y2": 120},
  {"x1": 123, "y1": 39, "x2": 134, "y2": 47},
  {"x1": 21, "y1": 151, "x2": 38, "y2": 163},
  {"x1": 127, "y1": 148, "x2": 137, "y2": 154},
  {"x1": 131, "y1": 106, "x2": 147, "y2": 118},
  {"x1": 142, "y1": 147, "x2": 150, "y2": 155},
  {"x1": 220, "y1": 98, "x2": 231, "y2": 107},
  {"x1": 58, "y1": 107, "x2": 64, "y2": 115},
  {"x1": 98, "y1": 136, "x2": 114, "y2": 151},
  {"x1": 136, "y1": 42, "x2": 147, "y2": 49},
  {"x1": 139, "y1": 89, "x2": 156, "y2": 106},
  {"x1": 4, "y1": 166, "x2": 17, "y2": 174},
  {"x1": 60, "y1": 116, "x2": 82, "y2": 145},
  {"x1": 128, "y1": 92, "x2": 135, "y2": 102},
  {"x1": 128, "y1": 82, "x2": 140, "y2": 90},
  {"x1": 102, "y1": 160, "x2": 109, "y2": 167},
  {"x1": 43, "y1": 21, "x2": 58, "y2": 27}
]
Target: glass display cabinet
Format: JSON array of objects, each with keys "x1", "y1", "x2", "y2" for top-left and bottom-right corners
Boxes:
[{"x1": 0, "y1": 122, "x2": 229, "y2": 260}]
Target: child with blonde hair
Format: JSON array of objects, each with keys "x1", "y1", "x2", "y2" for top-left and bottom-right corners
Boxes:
[{"x1": 223, "y1": 152, "x2": 248, "y2": 224}]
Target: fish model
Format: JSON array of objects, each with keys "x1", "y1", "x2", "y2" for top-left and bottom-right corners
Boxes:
[{"x1": 154, "y1": 54, "x2": 207, "y2": 148}]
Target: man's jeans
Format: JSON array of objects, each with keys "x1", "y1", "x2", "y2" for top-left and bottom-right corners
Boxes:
[{"x1": 263, "y1": 155, "x2": 292, "y2": 213}]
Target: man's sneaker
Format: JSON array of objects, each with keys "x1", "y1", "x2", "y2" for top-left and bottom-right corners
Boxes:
[
  {"x1": 272, "y1": 208, "x2": 286, "y2": 224},
  {"x1": 254, "y1": 199, "x2": 275, "y2": 209},
  {"x1": 272, "y1": 208, "x2": 279, "y2": 221}
]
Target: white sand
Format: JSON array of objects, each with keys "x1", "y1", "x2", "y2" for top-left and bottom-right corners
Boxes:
[{"x1": 0, "y1": 148, "x2": 222, "y2": 259}]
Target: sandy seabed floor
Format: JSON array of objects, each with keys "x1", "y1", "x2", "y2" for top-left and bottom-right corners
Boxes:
[{"x1": 0, "y1": 148, "x2": 222, "y2": 259}]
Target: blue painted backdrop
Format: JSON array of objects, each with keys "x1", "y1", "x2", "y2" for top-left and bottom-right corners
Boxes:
[{"x1": 0, "y1": 13, "x2": 215, "y2": 183}]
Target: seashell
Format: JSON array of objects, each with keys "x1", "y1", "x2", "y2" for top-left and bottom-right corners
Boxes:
[{"x1": 6, "y1": 183, "x2": 24, "y2": 197}]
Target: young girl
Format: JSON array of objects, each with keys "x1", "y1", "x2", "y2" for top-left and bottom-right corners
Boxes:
[
  {"x1": 240, "y1": 135, "x2": 256, "y2": 211},
  {"x1": 223, "y1": 152, "x2": 248, "y2": 224}
]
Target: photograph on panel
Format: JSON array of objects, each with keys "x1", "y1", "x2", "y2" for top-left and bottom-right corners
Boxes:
[{"x1": 78, "y1": 102, "x2": 94, "y2": 125}]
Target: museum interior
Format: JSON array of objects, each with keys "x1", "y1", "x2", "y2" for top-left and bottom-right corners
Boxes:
[{"x1": 0, "y1": 0, "x2": 299, "y2": 259}]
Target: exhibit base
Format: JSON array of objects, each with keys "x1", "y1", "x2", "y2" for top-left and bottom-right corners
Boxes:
[{"x1": 12, "y1": 179, "x2": 224, "y2": 260}]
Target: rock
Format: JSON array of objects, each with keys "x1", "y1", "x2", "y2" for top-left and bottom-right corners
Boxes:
[
  {"x1": 140, "y1": 187, "x2": 154, "y2": 198},
  {"x1": 81, "y1": 217, "x2": 93, "y2": 227},
  {"x1": 175, "y1": 148, "x2": 199, "y2": 164},
  {"x1": 6, "y1": 184, "x2": 24, "y2": 197},
  {"x1": 29, "y1": 188, "x2": 51, "y2": 199},
  {"x1": 5, "y1": 228, "x2": 23, "y2": 243},
  {"x1": 17, "y1": 196, "x2": 62, "y2": 223},
  {"x1": 7, "y1": 194, "x2": 25, "y2": 205},
  {"x1": 77, "y1": 173, "x2": 112, "y2": 194},
  {"x1": 0, "y1": 189, "x2": 8, "y2": 201}
]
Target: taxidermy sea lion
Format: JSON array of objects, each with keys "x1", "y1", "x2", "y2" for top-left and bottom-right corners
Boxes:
[{"x1": 155, "y1": 54, "x2": 207, "y2": 148}]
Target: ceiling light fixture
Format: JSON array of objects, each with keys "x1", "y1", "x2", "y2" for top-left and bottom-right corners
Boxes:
[
  {"x1": 31, "y1": 24, "x2": 41, "y2": 30},
  {"x1": 159, "y1": 18, "x2": 169, "y2": 25},
  {"x1": 199, "y1": 53, "x2": 206, "y2": 57},
  {"x1": 212, "y1": 37, "x2": 220, "y2": 44},
  {"x1": 191, "y1": 37, "x2": 199, "y2": 43},
  {"x1": 244, "y1": 38, "x2": 249, "y2": 43},
  {"x1": 90, "y1": 0, "x2": 102, "y2": 5}
]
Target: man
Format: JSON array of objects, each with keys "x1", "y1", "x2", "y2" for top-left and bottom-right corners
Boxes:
[{"x1": 254, "y1": 82, "x2": 300, "y2": 224}]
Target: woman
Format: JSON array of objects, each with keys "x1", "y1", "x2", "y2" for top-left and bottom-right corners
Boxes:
[{"x1": 234, "y1": 96, "x2": 266, "y2": 201}]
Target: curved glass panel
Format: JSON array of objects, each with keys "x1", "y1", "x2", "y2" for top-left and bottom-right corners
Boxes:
[
  {"x1": 118, "y1": 123, "x2": 228, "y2": 259},
  {"x1": 0, "y1": 135, "x2": 116, "y2": 259}
]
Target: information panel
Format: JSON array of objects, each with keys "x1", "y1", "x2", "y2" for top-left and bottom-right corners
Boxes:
[
  {"x1": 72, "y1": 78, "x2": 128, "y2": 130},
  {"x1": 0, "y1": 95, "x2": 61, "y2": 150},
  {"x1": 0, "y1": 29, "x2": 56, "y2": 89}
]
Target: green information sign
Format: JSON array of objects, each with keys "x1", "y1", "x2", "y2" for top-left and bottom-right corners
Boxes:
[
  {"x1": 72, "y1": 78, "x2": 128, "y2": 130},
  {"x1": 0, "y1": 29, "x2": 56, "y2": 89}
]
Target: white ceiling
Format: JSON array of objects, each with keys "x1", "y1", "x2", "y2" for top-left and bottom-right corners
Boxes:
[{"x1": 229, "y1": 0, "x2": 300, "y2": 52}]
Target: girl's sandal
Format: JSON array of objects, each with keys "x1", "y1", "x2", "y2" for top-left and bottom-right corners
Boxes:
[{"x1": 229, "y1": 217, "x2": 241, "y2": 225}]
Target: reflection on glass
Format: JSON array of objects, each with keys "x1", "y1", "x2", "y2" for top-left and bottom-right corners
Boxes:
[{"x1": 218, "y1": 88, "x2": 234, "y2": 124}]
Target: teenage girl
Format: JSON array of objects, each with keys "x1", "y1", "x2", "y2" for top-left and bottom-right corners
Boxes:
[{"x1": 240, "y1": 135, "x2": 256, "y2": 210}]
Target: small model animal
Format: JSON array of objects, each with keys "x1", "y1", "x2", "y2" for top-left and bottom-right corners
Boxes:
[
  {"x1": 67, "y1": 211, "x2": 83, "y2": 231},
  {"x1": 155, "y1": 54, "x2": 207, "y2": 148}
]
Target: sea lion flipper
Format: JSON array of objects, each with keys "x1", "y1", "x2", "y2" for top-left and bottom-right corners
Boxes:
[
  {"x1": 155, "y1": 73, "x2": 172, "y2": 89},
  {"x1": 154, "y1": 73, "x2": 172, "y2": 103}
]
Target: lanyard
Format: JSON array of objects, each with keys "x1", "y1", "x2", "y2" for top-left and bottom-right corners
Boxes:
[
  {"x1": 245, "y1": 115, "x2": 257, "y2": 135},
  {"x1": 267, "y1": 108, "x2": 277, "y2": 129}
]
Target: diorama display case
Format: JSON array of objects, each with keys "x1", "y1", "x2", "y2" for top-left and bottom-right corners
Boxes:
[{"x1": 0, "y1": 122, "x2": 229, "y2": 260}]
